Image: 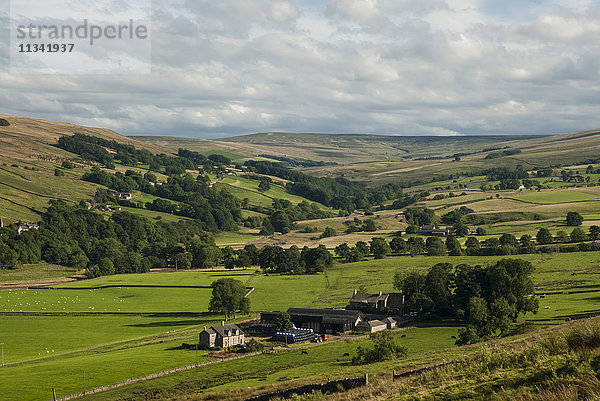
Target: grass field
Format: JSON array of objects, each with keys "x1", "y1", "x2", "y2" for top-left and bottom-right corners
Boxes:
[
  {"x1": 4, "y1": 251, "x2": 600, "y2": 400},
  {"x1": 83, "y1": 325, "x2": 460, "y2": 401},
  {"x1": 0, "y1": 263, "x2": 78, "y2": 283},
  {"x1": 511, "y1": 189, "x2": 600, "y2": 204}
]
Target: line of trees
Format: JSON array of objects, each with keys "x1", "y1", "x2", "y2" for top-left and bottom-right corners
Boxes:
[
  {"x1": 0, "y1": 201, "x2": 337, "y2": 277},
  {"x1": 244, "y1": 160, "x2": 406, "y2": 212}
]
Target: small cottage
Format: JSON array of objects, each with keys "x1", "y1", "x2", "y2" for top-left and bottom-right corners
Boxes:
[{"x1": 199, "y1": 323, "x2": 245, "y2": 348}]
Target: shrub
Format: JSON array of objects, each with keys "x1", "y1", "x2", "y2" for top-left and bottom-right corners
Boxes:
[
  {"x1": 352, "y1": 331, "x2": 407, "y2": 365},
  {"x1": 566, "y1": 324, "x2": 600, "y2": 351},
  {"x1": 0, "y1": 118, "x2": 9, "y2": 126}
]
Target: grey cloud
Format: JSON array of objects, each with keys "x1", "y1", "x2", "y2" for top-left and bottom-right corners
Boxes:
[{"x1": 0, "y1": 0, "x2": 598, "y2": 138}]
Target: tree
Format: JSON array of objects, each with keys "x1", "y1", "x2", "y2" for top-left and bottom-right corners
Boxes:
[
  {"x1": 335, "y1": 243, "x2": 351, "y2": 259},
  {"x1": 274, "y1": 311, "x2": 293, "y2": 331},
  {"x1": 536, "y1": 228, "x2": 553, "y2": 245},
  {"x1": 259, "y1": 219, "x2": 274, "y2": 236},
  {"x1": 355, "y1": 241, "x2": 369, "y2": 256},
  {"x1": 394, "y1": 270, "x2": 432, "y2": 314},
  {"x1": 258, "y1": 180, "x2": 271, "y2": 192},
  {"x1": 590, "y1": 225, "x2": 600, "y2": 240},
  {"x1": 406, "y1": 237, "x2": 425, "y2": 256},
  {"x1": 476, "y1": 227, "x2": 486, "y2": 236},
  {"x1": 519, "y1": 235, "x2": 535, "y2": 253},
  {"x1": 465, "y1": 237, "x2": 480, "y2": 250},
  {"x1": 445, "y1": 236, "x2": 463, "y2": 256},
  {"x1": 570, "y1": 227, "x2": 587, "y2": 243},
  {"x1": 370, "y1": 237, "x2": 391, "y2": 259},
  {"x1": 566, "y1": 212, "x2": 584, "y2": 226},
  {"x1": 302, "y1": 244, "x2": 333, "y2": 273},
  {"x1": 174, "y1": 252, "x2": 192, "y2": 270},
  {"x1": 97, "y1": 257, "x2": 115, "y2": 276},
  {"x1": 555, "y1": 231, "x2": 569, "y2": 243},
  {"x1": 453, "y1": 222, "x2": 469, "y2": 237},
  {"x1": 426, "y1": 237, "x2": 446, "y2": 256},
  {"x1": 259, "y1": 245, "x2": 283, "y2": 272},
  {"x1": 363, "y1": 219, "x2": 377, "y2": 232},
  {"x1": 320, "y1": 227, "x2": 337, "y2": 239},
  {"x1": 208, "y1": 278, "x2": 250, "y2": 320},
  {"x1": 0, "y1": 240, "x2": 19, "y2": 269},
  {"x1": 424, "y1": 263, "x2": 454, "y2": 315},
  {"x1": 54, "y1": 168, "x2": 65, "y2": 177},
  {"x1": 346, "y1": 247, "x2": 363, "y2": 262},
  {"x1": 499, "y1": 233, "x2": 517, "y2": 246},
  {"x1": 390, "y1": 237, "x2": 407, "y2": 254},
  {"x1": 352, "y1": 331, "x2": 407, "y2": 365}
]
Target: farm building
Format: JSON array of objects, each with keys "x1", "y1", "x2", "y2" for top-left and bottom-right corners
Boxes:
[
  {"x1": 267, "y1": 308, "x2": 365, "y2": 334},
  {"x1": 114, "y1": 192, "x2": 133, "y2": 200},
  {"x1": 199, "y1": 323, "x2": 245, "y2": 348},
  {"x1": 348, "y1": 290, "x2": 404, "y2": 314},
  {"x1": 382, "y1": 317, "x2": 398, "y2": 329},
  {"x1": 356, "y1": 319, "x2": 387, "y2": 333}
]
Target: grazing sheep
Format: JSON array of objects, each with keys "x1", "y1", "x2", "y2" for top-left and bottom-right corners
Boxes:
[{"x1": 301, "y1": 350, "x2": 309, "y2": 355}]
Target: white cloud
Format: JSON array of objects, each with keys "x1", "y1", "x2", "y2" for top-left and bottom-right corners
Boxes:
[{"x1": 0, "y1": 0, "x2": 599, "y2": 137}]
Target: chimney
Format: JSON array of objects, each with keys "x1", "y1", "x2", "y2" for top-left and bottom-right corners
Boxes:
[
  {"x1": 353, "y1": 289, "x2": 357, "y2": 295},
  {"x1": 221, "y1": 321, "x2": 225, "y2": 326},
  {"x1": 379, "y1": 291, "x2": 382, "y2": 296}
]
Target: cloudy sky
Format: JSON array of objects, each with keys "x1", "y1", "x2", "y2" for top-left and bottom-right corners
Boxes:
[{"x1": 1, "y1": 0, "x2": 599, "y2": 138}]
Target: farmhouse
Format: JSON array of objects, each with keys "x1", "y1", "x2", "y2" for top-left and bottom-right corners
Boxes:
[
  {"x1": 199, "y1": 323, "x2": 245, "y2": 348},
  {"x1": 348, "y1": 290, "x2": 404, "y2": 314}
]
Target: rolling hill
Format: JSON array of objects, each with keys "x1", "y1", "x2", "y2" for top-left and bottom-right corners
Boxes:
[
  {"x1": 0, "y1": 114, "x2": 175, "y2": 223},
  {"x1": 134, "y1": 128, "x2": 600, "y2": 185}
]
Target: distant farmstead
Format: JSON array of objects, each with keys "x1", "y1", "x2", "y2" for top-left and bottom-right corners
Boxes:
[
  {"x1": 199, "y1": 323, "x2": 245, "y2": 348},
  {"x1": 17, "y1": 222, "x2": 39, "y2": 235},
  {"x1": 114, "y1": 192, "x2": 132, "y2": 200},
  {"x1": 420, "y1": 224, "x2": 457, "y2": 236}
]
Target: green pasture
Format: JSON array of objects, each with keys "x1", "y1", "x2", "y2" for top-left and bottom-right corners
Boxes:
[
  {"x1": 511, "y1": 190, "x2": 600, "y2": 204},
  {"x1": 215, "y1": 182, "x2": 273, "y2": 207},
  {"x1": 119, "y1": 206, "x2": 190, "y2": 223},
  {"x1": 59, "y1": 269, "x2": 255, "y2": 288},
  {"x1": 246, "y1": 273, "x2": 329, "y2": 311},
  {"x1": 0, "y1": 287, "x2": 213, "y2": 313},
  {"x1": 4, "y1": 251, "x2": 600, "y2": 400},
  {"x1": 84, "y1": 326, "x2": 459, "y2": 401},
  {"x1": 0, "y1": 263, "x2": 78, "y2": 283},
  {"x1": 0, "y1": 334, "x2": 214, "y2": 401},
  {"x1": 0, "y1": 314, "x2": 217, "y2": 364},
  {"x1": 214, "y1": 231, "x2": 261, "y2": 246}
]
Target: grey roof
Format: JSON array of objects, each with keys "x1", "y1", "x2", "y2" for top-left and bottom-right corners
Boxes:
[
  {"x1": 208, "y1": 324, "x2": 244, "y2": 337},
  {"x1": 350, "y1": 293, "x2": 388, "y2": 304},
  {"x1": 288, "y1": 308, "x2": 363, "y2": 319},
  {"x1": 359, "y1": 319, "x2": 386, "y2": 328}
]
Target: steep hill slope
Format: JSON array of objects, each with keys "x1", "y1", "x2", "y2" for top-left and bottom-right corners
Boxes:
[{"x1": 0, "y1": 114, "x2": 174, "y2": 223}]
